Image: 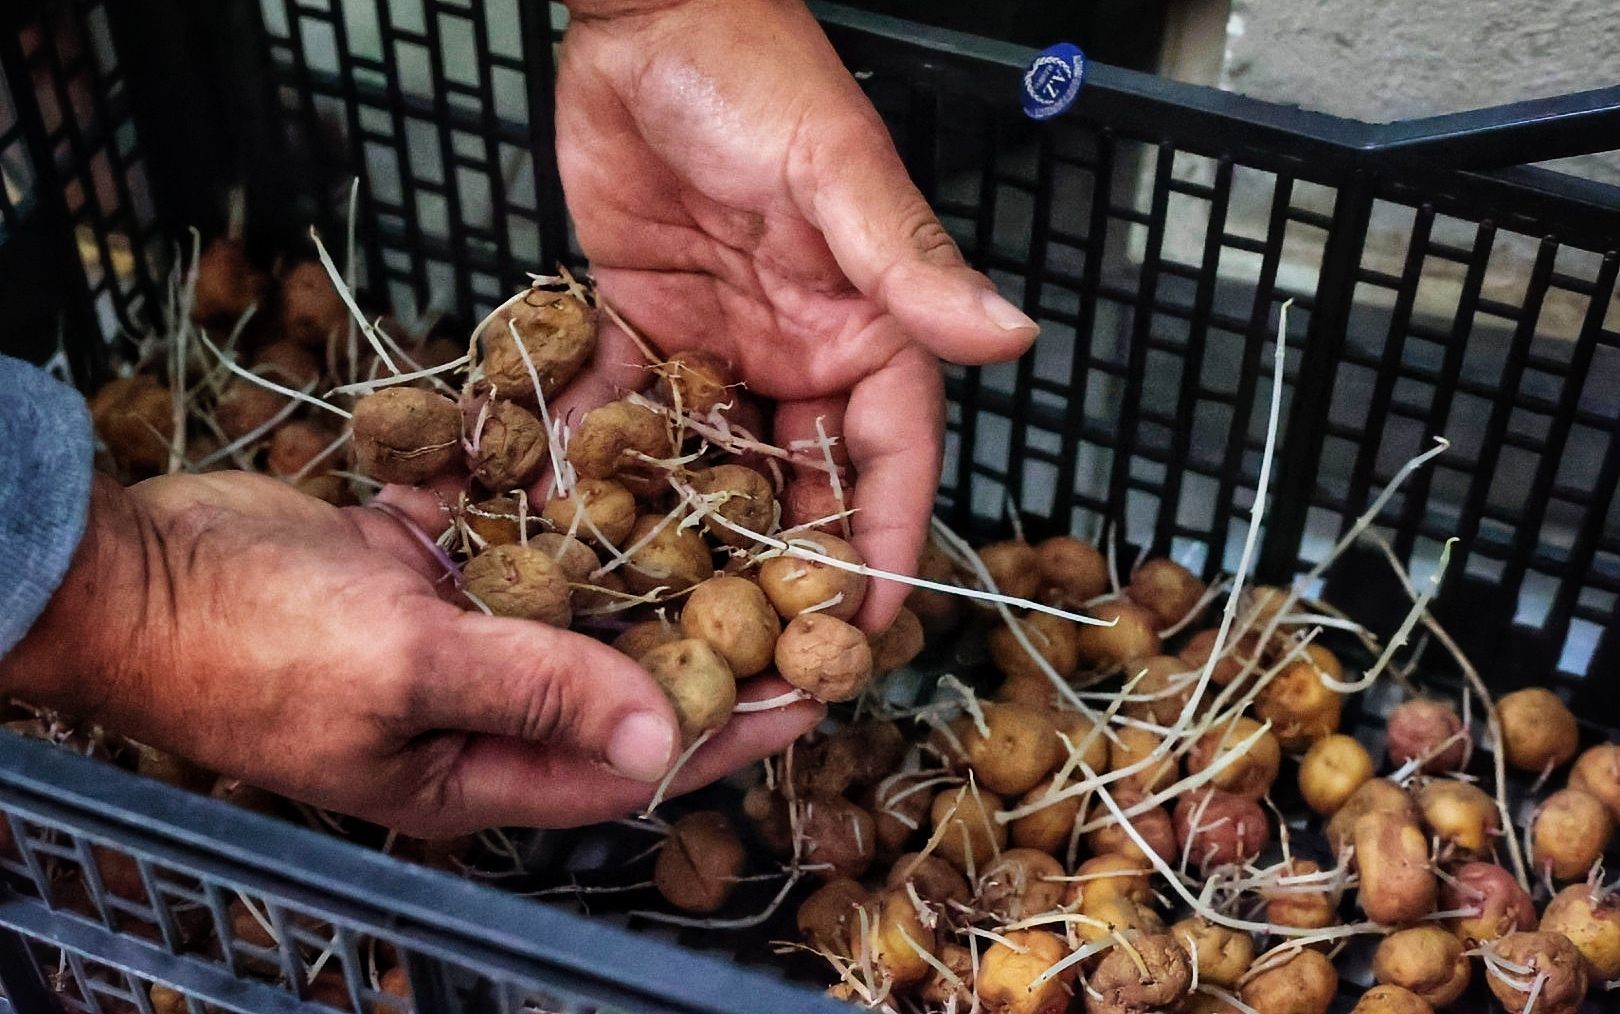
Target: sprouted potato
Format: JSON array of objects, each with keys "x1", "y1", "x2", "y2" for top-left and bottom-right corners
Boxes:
[
  {"x1": 680, "y1": 576, "x2": 780, "y2": 677},
  {"x1": 757, "y1": 532, "x2": 868, "y2": 622},
  {"x1": 1414, "y1": 778, "x2": 1498, "y2": 854},
  {"x1": 1539, "y1": 883, "x2": 1620, "y2": 979},
  {"x1": 652, "y1": 348, "x2": 735, "y2": 415},
  {"x1": 1180, "y1": 628, "x2": 1263, "y2": 691},
  {"x1": 267, "y1": 419, "x2": 341, "y2": 478},
  {"x1": 541, "y1": 476, "x2": 637, "y2": 547},
  {"x1": 988, "y1": 612, "x2": 1082, "y2": 682},
  {"x1": 461, "y1": 543, "x2": 572, "y2": 626},
  {"x1": 1085, "y1": 933, "x2": 1191, "y2": 1013},
  {"x1": 1187, "y1": 715, "x2": 1281, "y2": 801},
  {"x1": 974, "y1": 848, "x2": 1065, "y2": 921},
  {"x1": 1083, "y1": 790, "x2": 1175, "y2": 865},
  {"x1": 958, "y1": 702, "x2": 1062, "y2": 796},
  {"x1": 1351, "y1": 985, "x2": 1434, "y2": 1014},
  {"x1": 1352, "y1": 810, "x2": 1437, "y2": 925},
  {"x1": 1033, "y1": 535, "x2": 1108, "y2": 607},
  {"x1": 1261, "y1": 858, "x2": 1340, "y2": 934},
  {"x1": 654, "y1": 811, "x2": 744, "y2": 914},
  {"x1": 1239, "y1": 948, "x2": 1338, "y2": 1014},
  {"x1": 917, "y1": 943, "x2": 974, "y2": 1010},
  {"x1": 1485, "y1": 932, "x2": 1587, "y2": 1014},
  {"x1": 482, "y1": 286, "x2": 597, "y2": 401},
  {"x1": 1442, "y1": 861, "x2": 1536, "y2": 946},
  {"x1": 90, "y1": 374, "x2": 175, "y2": 474},
  {"x1": 1371, "y1": 925, "x2": 1469, "y2": 1007},
  {"x1": 468, "y1": 399, "x2": 548, "y2": 492},
  {"x1": 1530, "y1": 787, "x2": 1613, "y2": 880},
  {"x1": 463, "y1": 494, "x2": 536, "y2": 547},
  {"x1": 1108, "y1": 725, "x2": 1177, "y2": 795},
  {"x1": 1325, "y1": 777, "x2": 1419, "y2": 854},
  {"x1": 887, "y1": 852, "x2": 969, "y2": 908},
  {"x1": 1172, "y1": 917, "x2": 1255, "y2": 989},
  {"x1": 622, "y1": 514, "x2": 713, "y2": 595},
  {"x1": 774, "y1": 613, "x2": 874, "y2": 703},
  {"x1": 1062, "y1": 853, "x2": 1153, "y2": 909},
  {"x1": 191, "y1": 237, "x2": 268, "y2": 326},
  {"x1": 865, "y1": 773, "x2": 934, "y2": 855},
  {"x1": 797, "y1": 877, "x2": 867, "y2": 958},
  {"x1": 977, "y1": 539, "x2": 1041, "y2": 602},
  {"x1": 350, "y1": 387, "x2": 462, "y2": 485},
  {"x1": 638, "y1": 639, "x2": 736, "y2": 743},
  {"x1": 1126, "y1": 557, "x2": 1205, "y2": 628},
  {"x1": 612, "y1": 619, "x2": 679, "y2": 660},
  {"x1": 1172, "y1": 788, "x2": 1268, "y2": 870},
  {"x1": 1076, "y1": 599, "x2": 1162, "y2": 667},
  {"x1": 280, "y1": 260, "x2": 347, "y2": 348},
  {"x1": 1297, "y1": 733, "x2": 1374, "y2": 816},
  {"x1": 688, "y1": 464, "x2": 776, "y2": 549},
  {"x1": 868, "y1": 607, "x2": 925, "y2": 674},
  {"x1": 976, "y1": 929, "x2": 1072, "y2": 1014},
  {"x1": 850, "y1": 889, "x2": 936, "y2": 988},
  {"x1": 930, "y1": 784, "x2": 1007, "y2": 874},
  {"x1": 566, "y1": 399, "x2": 671, "y2": 494},
  {"x1": 1010, "y1": 773, "x2": 1084, "y2": 855},
  {"x1": 1253, "y1": 659, "x2": 1342, "y2": 752},
  {"x1": 1496, "y1": 687, "x2": 1579, "y2": 773},
  {"x1": 1122, "y1": 656, "x2": 1196, "y2": 725},
  {"x1": 799, "y1": 796, "x2": 876, "y2": 880},
  {"x1": 1384, "y1": 699, "x2": 1466, "y2": 773},
  {"x1": 1570, "y1": 743, "x2": 1620, "y2": 820},
  {"x1": 1073, "y1": 895, "x2": 1163, "y2": 947}
]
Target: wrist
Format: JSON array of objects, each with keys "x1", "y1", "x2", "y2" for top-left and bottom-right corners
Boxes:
[{"x1": 0, "y1": 474, "x2": 169, "y2": 722}]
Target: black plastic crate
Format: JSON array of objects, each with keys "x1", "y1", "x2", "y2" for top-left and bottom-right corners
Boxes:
[{"x1": 0, "y1": 0, "x2": 1618, "y2": 1011}]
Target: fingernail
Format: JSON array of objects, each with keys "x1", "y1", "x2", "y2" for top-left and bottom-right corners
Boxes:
[
  {"x1": 607, "y1": 711, "x2": 676, "y2": 783},
  {"x1": 980, "y1": 290, "x2": 1039, "y2": 334}
]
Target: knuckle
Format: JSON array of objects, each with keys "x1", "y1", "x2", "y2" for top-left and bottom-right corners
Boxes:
[{"x1": 514, "y1": 670, "x2": 573, "y2": 743}]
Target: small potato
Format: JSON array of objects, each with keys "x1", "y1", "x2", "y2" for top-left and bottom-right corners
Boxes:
[
  {"x1": 1180, "y1": 628, "x2": 1264, "y2": 690},
  {"x1": 1540, "y1": 883, "x2": 1620, "y2": 979},
  {"x1": 1085, "y1": 933, "x2": 1190, "y2": 1013},
  {"x1": 148, "y1": 983, "x2": 189, "y2": 1014},
  {"x1": 1384, "y1": 699, "x2": 1466, "y2": 774},
  {"x1": 978, "y1": 540, "x2": 1041, "y2": 602},
  {"x1": 1297, "y1": 733, "x2": 1374, "y2": 816},
  {"x1": 917, "y1": 943, "x2": 974, "y2": 1010},
  {"x1": 742, "y1": 785, "x2": 793, "y2": 856},
  {"x1": 1051, "y1": 711, "x2": 1111, "y2": 774},
  {"x1": 1497, "y1": 687, "x2": 1579, "y2": 773},
  {"x1": 1372, "y1": 925, "x2": 1469, "y2": 1007},
  {"x1": 612, "y1": 619, "x2": 680, "y2": 660},
  {"x1": 887, "y1": 852, "x2": 970, "y2": 908},
  {"x1": 930, "y1": 784, "x2": 1007, "y2": 874},
  {"x1": 281, "y1": 260, "x2": 347, "y2": 347},
  {"x1": 850, "y1": 890, "x2": 936, "y2": 988},
  {"x1": 800, "y1": 796, "x2": 876, "y2": 880},
  {"x1": 297, "y1": 473, "x2": 356, "y2": 506},
  {"x1": 1084, "y1": 789, "x2": 1175, "y2": 865},
  {"x1": 1414, "y1": 778, "x2": 1498, "y2": 854},
  {"x1": 1126, "y1": 557, "x2": 1205, "y2": 628},
  {"x1": 531, "y1": 532, "x2": 599, "y2": 583},
  {"x1": 1034, "y1": 535, "x2": 1108, "y2": 607},
  {"x1": 542, "y1": 477, "x2": 637, "y2": 547},
  {"x1": 1570, "y1": 743, "x2": 1620, "y2": 820},
  {"x1": 639, "y1": 639, "x2": 736, "y2": 743},
  {"x1": 253, "y1": 340, "x2": 323, "y2": 387},
  {"x1": 975, "y1": 848, "x2": 1065, "y2": 921},
  {"x1": 651, "y1": 349, "x2": 735, "y2": 415},
  {"x1": 758, "y1": 532, "x2": 868, "y2": 622},
  {"x1": 90, "y1": 374, "x2": 175, "y2": 474},
  {"x1": 464, "y1": 494, "x2": 541, "y2": 547},
  {"x1": 1486, "y1": 931, "x2": 1587, "y2": 1014},
  {"x1": 1076, "y1": 599, "x2": 1162, "y2": 667},
  {"x1": 869, "y1": 607, "x2": 925, "y2": 673},
  {"x1": 1010, "y1": 773, "x2": 1084, "y2": 855},
  {"x1": 680, "y1": 576, "x2": 779, "y2": 677},
  {"x1": 1108, "y1": 725, "x2": 1177, "y2": 795},
  {"x1": 978, "y1": 929, "x2": 1071, "y2": 1014},
  {"x1": 468, "y1": 399, "x2": 548, "y2": 492},
  {"x1": 1351, "y1": 985, "x2": 1433, "y2": 1014},
  {"x1": 1122, "y1": 656, "x2": 1196, "y2": 726},
  {"x1": 866, "y1": 773, "x2": 935, "y2": 855},
  {"x1": 1262, "y1": 858, "x2": 1340, "y2": 934},
  {"x1": 1253, "y1": 659, "x2": 1342, "y2": 751},
  {"x1": 1063, "y1": 853, "x2": 1153, "y2": 909},
  {"x1": 1073, "y1": 895, "x2": 1164, "y2": 947},
  {"x1": 688, "y1": 464, "x2": 775, "y2": 548},
  {"x1": 1442, "y1": 861, "x2": 1536, "y2": 946},
  {"x1": 1239, "y1": 948, "x2": 1337, "y2": 1014},
  {"x1": 567, "y1": 400, "x2": 671, "y2": 495},
  {"x1": 959, "y1": 703, "x2": 1062, "y2": 796},
  {"x1": 191, "y1": 237, "x2": 269, "y2": 326},
  {"x1": 780, "y1": 473, "x2": 844, "y2": 535},
  {"x1": 1172, "y1": 789, "x2": 1268, "y2": 871},
  {"x1": 1325, "y1": 778, "x2": 1419, "y2": 855},
  {"x1": 909, "y1": 540, "x2": 964, "y2": 637},
  {"x1": 481, "y1": 287, "x2": 597, "y2": 402},
  {"x1": 654, "y1": 811, "x2": 744, "y2": 913},
  {"x1": 267, "y1": 419, "x2": 342, "y2": 478},
  {"x1": 1531, "y1": 788, "x2": 1613, "y2": 881},
  {"x1": 793, "y1": 724, "x2": 898, "y2": 799},
  {"x1": 989, "y1": 612, "x2": 1082, "y2": 682},
  {"x1": 622, "y1": 514, "x2": 713, "y2": 595},
  {"x1": 462, "y1": 543, "x2": 572, "y2": 626},
  {"x1": 215, "y1": 379, "x2": 289, "y2": 441},
  {"x1": 774, "y1": 613, "x2": 874, "y2": 703},
  {"x1": 1187, "y1": 716, "x2": 1282, "y2": 801},
  {"x1": 1172, "y1": 917, "x2": 1254, "y2": 989},
  {"x1": 1353, "y1": 811, "x2": 1437, "y2": 925},
  {"x1": 350, "y1": 387, "x2": 461, "y2": 484}
]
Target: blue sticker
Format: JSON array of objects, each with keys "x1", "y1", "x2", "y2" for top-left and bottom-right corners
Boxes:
[{"x1": 1021, "y1": 43, "x2": 1086, "y2": 120}]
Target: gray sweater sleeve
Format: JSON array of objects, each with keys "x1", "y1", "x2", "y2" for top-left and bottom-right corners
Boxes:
[{"x1": 0, "y1": 355, "x2": 95, "y2": 657}]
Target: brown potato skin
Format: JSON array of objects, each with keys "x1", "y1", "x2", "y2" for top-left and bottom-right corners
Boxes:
[
  {"x1": 887, "y1": 852, "x2": 969, "y2": 908},
  {"x1": 1371, "y1": 925, "x2": 1469, "y2": 1007},
  {"x1": 622, "y1": 514, "x2": 713, "y2": 595},
  {"x1": 774, "y1": 613, "x2": 874, "y2": 703},
  {"x1": 1262, "y1": 858, "x2": 1340, "y2": 934},
  {"x1": 1180, "y1": 628, "x2": 1263, "y2": 690},
  {"x1": 461, "y1": 544, "x2": 572, "y2": 626},
  {"x1": 1350, "y1": 985, "x2": 1433, "y2": 1014},
  {"x1": 1325, "y1": 778, "x2": 1419, "y2": 854},
  {"x1": 1414, "y1": 778, "x2": 1498, "y2": 854},
  {"x1": 350, "y1": 388, "x2": 461, "y2": 484},
  {"x1": 482, "y1": 289, "x2": 597, "y2": 402},
  {"x1": 652, "y1": 349, "x2": 734, "y2": 415},
  {"x1": 1442, "y1": 861, "x2": 1536, "y2": 946},
  {"x1": 280, "y1": 260, "x2": 347, "y2": 348},
  {"x1": 1486, "y1": 931, "x2": 1587, "y2": 1014},
  {"x1": 542, "y1": 477, "x2": 637, "y2": 547},
  {"x1": 191, "y1": 238, "x2": 268, "y2": 326},
  {"x1": 865, "y1": 772, "x2": 934, "y2": 855},
  {"x1": 654, "y1": 811, "x2": 744, "y2": 914},
  {"x1": 267, "y1": 419, "x2": 342, "y2": 478},
  {"x1": 978, "y1": 929, "x2": 1071, "y2": 1014},
  {"x1": 1122, "y1": 655, "x2": 1196, "y2": 725},
  {"x1": 566, "y1": 400, "x2": 670, "y2": 495},
  {"x1": 974, "y1": 848, "x2": 1065, "y2": 921},
  {"x1": 1239, "y1": 948, "x2": 1338, "y2": 1014},
  {"x1": 1034, "y1": 535, "x2": 1108, "y2": 606},
  {"x1": 1172, "y1": 917, "x2": 1255, "y2": 988},
  {"x1": 1353, "y1": 811, "x2": 1437, "y2": 925},
  {"x1": 1010, "y1": 773, "x2": 1084, "y2": 856},
  {"x1": 638, "y1": 639, "x2": 736, "y2": 743},
  {"x1": 680, "y1": 576, "x2": 780, "y2": 677},
  {"x1": 1109, "y1": 725, "x2": 1177, "y2": 795},
  {"x1": 1188, "y1": 716, "x2": 1282, "y2": 801},
  {"x1": 1253, "y1": 659, "x2": 1342, "y2": 751},
  {"x1": 1076, "y1": 599, "x2": 1162, "y2": 667},
  {"x1": 612, "y1": 620, "x2": 680, "y2": 660},
  {"x1": 917, "y1": 943, "x2": 974, "y2": 1010},
  {"x1": 959, "y1": 703, "x2": 1061, "y2": 796},
  {"x1": 1073, "y1": 895, "x2": 1164, "y2": 947},
  {"x1": 689, "y1": 464, "x2": 775, "y2": 548},
  {"x1": 468, "y1": 399, "x2": 548, "y2": 492},
  {"x1": 978, "y1": 540, "x2": 1041, "y2": 602},
  {"x1": 1297, "y1": 734, "x2": 1374, "y2": 816},
  {"x1": 1531, "y1": 787, "x2": 1614, "y2": 880},
  {"x1": 988, "y1": 612, "x2": 1082, "y2": 682},
  {"x1": 1570, "y1": 743, "x2": 1620, "y2": 820},
  {"x1": 849, "y1": 890, "x2": 936, "y2": 988},
  {"x1": 1062, "y1": 853, "x2": 1153, "y2": 910},
  {"x1": 757, "y1": 532, "x2": 867, "y2": 622},
  {"x1": 1540, "y1": 883, "x2": 1620, "y2": 979},
  {"x1": 1497, "y1": 687, "x2": 1579, "y2": 772},
  {"x1": 1126, "y1": 557, "x2": 1205, "y2": 628},
  {"x1": 799, "y1": 796, "x2": 876, "y2": 881},
  {"x1": 90, "y1": 375, "x2": 175, "y2": 474},
  {"x1": 1083, "y1": 790, "x2": 1175, "y2": 866},
  {"x1": 869, "y1": 607, "x2": 925, "y2": 673},
  {"x1": 1085, "y1": 933, "x2": 1191, "y2": 1013},
  {"x1": 930, "y1": 785, "x2": 1007, "y2": 874},
  {"x1": 1384, "y1": 699, "x2": 1466, "y2": 773}
]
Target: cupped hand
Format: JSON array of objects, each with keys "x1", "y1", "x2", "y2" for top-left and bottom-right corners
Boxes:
[
  {"x1": 0, "y1": 472, "x2": 821, "y2": 837},
  {"x1": 555, "y1": 0, "x2": 1039, "y2": 631}
]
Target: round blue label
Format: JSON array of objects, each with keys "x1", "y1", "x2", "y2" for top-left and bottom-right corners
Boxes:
[{"x1": 1021, "y1": 43, "x2": 1087, "y2": 120}]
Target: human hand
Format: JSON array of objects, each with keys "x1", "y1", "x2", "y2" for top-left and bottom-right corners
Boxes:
[
  {"x1": 555, "y1": 0, "x2": 1038, "y2": 631},
  {"x1": 0, "y1": 472, "x2": 822, "y2": 837}
]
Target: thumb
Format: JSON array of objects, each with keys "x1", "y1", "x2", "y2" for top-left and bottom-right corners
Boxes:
[
  {"x1": 419, "y1": 610, "x2": 680, "y2": 783},
  {"x1": 795, "y1": 112, "x2": 1039, "y2": 365}
]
